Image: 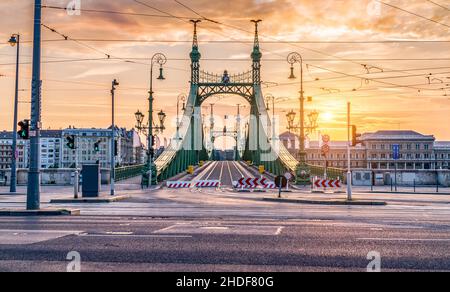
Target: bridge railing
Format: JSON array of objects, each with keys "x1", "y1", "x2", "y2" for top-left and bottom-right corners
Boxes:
[
  {"x1": 199, "y1": 70, "x2": 252, "y2": 84},
  {"x1": 115, "y1": 164, "x2": 145, "y2": 182},
  {"x1": 308, "y1": 164, "x2": 346, "y2": 182}
]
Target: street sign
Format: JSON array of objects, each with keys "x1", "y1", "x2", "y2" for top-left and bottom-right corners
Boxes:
[
  {"x1": 275, "y1": 176, "x2": 288, "y2": 188},
  {"x1": 314, "y1": 179, "x2": 341, "y2": 188},
  {"x1": 321, "y1": 144, "x2": 330, "y2": 155},
  {"x1": 393, "y1": 144, "x2": 400, "y2": 160},
  {"x1": 284, "y1": 172, "x2": 293, "y2": 181}
]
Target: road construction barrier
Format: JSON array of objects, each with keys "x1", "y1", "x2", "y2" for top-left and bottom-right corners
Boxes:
[
  {"x1": 312, "y1": 178, "x2": 343, "y2": 193},
  {"x1": 187, "y1": 165, "x2": 195, "y2": 175},
  {"x1": 259, "y1": 165, "x2": 265, "y2": 174},
  {"x1": 167, "y1": 181, "x2": 192, "y2": 189},
  {"x1": 233, "y1": 177, "x2": 277, "y2": 190},
  {"x1": 194, "y1": 180, "x2": 221, "y2": 188}
]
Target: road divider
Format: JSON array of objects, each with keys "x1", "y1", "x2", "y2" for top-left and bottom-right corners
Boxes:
[
  {"x1": 194, "y1": 180, "x2": 221, "y2": 188},
  {"x1": 166, "y1": 180, "x2": 221, "y2": 189},
  {"x1": 166, "y1": 181, "x2": 192, "y2": 189},
  {"x1": 233, "y1": 177, "x2": 277, "y2": 190},
  {"x1": 312, "y1": 178, "x2": 344, "y2": 194}
]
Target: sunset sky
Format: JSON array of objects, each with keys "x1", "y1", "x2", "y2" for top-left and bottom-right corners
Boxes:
[{"x1": 0, "y1": 0, "x2": 449, "y2": 145}]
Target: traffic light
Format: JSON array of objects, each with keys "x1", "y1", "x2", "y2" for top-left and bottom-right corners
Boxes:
[
  {"x1": 66, "y1": 135, "x2": 76, "y2": 150},
  {"x1": 94, "y1": 140, "x2": 101, "y2": 153},
  {"x1": 114, "y1": 140, "x2": 118, "y2": 157},
  {"x1": 17, "y1": 120, "x2": 30, "y2": 140},
  {"x1": 351, "y1": 125, "x2": 362, "y2": 146}
]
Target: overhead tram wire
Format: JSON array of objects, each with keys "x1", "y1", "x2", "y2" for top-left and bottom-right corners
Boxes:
[
  {"x1": 42, "y1": 5, "x2": 450, "y2": 44},
  {"x1": 171, "y1": 0, "x2": 445, "y2": 89},
  {"x1": 425, "y1": 0, "x2": 450, "y2": 11},
  {"x1": 40, "y1": 24, "x2": 189, "y2": 72},
  {"x1": 376, "y1": 0, "x2": 450, "y2": 29},
  {"x1": 42, "y1": 1, "x2": 448, "y2": 94}
]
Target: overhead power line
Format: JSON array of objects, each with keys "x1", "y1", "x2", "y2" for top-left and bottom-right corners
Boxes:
[
  {"x1": 28, "y1": 38, "x2": 450, "y2": 44},
  {"x1": 425, "y1": 0, "x2": 450, "y2": 11},
  {"x1": 376, "y1": 0, "x2": 450, "y2": 29},
  {"x1": 42, "y1": 4, "x2": 450, "y2": 44}
]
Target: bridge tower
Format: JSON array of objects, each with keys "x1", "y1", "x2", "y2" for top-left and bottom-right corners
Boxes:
[{"x1": 155, "y1": 20, "x2": 301, "y2": 182}]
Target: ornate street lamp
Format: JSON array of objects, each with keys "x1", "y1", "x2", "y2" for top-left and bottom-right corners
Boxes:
[
  {"x1": 141, "y1": 52, "x2": 167, "y2": 187},
  {"x1": 8, "y1": 33, "x2": 20, "y2": 193},
  {"x1": 287, "y1": 52, "x2": 312, "y2": 185},
  {"x1": 286, "y1": 110, "x2": 296, "y2": 131}
]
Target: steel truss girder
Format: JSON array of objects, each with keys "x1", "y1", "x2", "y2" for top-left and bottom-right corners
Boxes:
[{"x1": 197, "y1": 83, "x2": 254, "y2": 105}]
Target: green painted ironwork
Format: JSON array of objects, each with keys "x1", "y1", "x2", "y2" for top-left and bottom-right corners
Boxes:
[
  {"x1": 308, "y1": 164, "x2": 346, "y2": 182},
  {"x1": 153, "y1": 20, "x2": 313, "y2": 184},
  {"x1": 115, "y1": 164, "x2": 145, "y2": 182}
]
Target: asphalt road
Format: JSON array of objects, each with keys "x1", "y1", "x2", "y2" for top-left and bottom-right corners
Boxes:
[
  {"x1": 0, "y1": 163, "x2": 449, "y2": 272},
  {"x1": 0, "y1": 216, "x2": 448, "y2": 272},
  {"x1": 193, "y1": 161, "x2": 254, "y2": 186}
]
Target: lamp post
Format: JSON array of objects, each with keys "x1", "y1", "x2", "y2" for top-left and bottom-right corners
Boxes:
[
  {"x1": 288, "y1": 52, "x2": 311, "y2": 185},
  {"x1": 27, "y1": 0, "x2": 42, "y2": 210},
  {"x1": 177, "y1": 93, "x2": 187, "y2": 141},
  {"x1": 8, "y1": 33, "x2": 20, "y2": 194},
  {"x1": 134, "y1": 107, "x2": 166, "y2": 188},
  {"x1": 265, "y1": 94, "x2": 276, "y2": 140},
  {"x1": 146, "y1": 53, "x2": 167, "y2": 186},
  {"x1": 110, "y1": 79, "x2": 119, "y2": 196}
]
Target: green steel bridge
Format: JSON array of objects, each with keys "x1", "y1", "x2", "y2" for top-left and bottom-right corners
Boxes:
[{"x1": 138, "y1": 21, "x2": 346, "y2": 184}]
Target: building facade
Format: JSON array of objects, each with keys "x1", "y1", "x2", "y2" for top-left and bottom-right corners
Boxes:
[
  {"x1": 0, "y1": 127, "x2": 143, "y2": 173},
  {"x1": 61, "y1": 127, "x2": 144, "y2": 169},
  {"x1": 0, "y1": 131, "x2": 28, "y2": 170},
  {"x1": 280, "y1": 130, "x2": 450, "y2": 171}
]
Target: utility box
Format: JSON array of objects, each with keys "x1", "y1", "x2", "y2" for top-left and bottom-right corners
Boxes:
[{"x1": 82, "y1": 164, "x2": 100, "y2": 198}]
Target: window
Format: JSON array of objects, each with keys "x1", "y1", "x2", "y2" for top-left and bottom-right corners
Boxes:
[
  {"x1": 424, "y1": 144, "x2": 429, "y2": 150},
  {"x1": 416, "y1": 144, "x2": 421, "y2": 150}
]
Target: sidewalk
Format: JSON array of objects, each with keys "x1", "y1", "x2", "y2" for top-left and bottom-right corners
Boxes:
[{"x1": 354, "y1": 186, "x2": 450, "y2": 195}]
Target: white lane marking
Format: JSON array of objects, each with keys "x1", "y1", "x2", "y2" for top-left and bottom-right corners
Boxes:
[
  {"x1": 0, "y1": 229, "x2": 83, "y2": 245},
  {"x1": 154, "y1": 224, "x2": 283, "y2": 236},
  {"x1": 275, "y1": 227, "x2": 284, "y2": 235},
  {"x1": 78, "y1": 234, "x2": 192, "y2": 239},
  {"x1": 219, "y1": 162, "x2": 225, "y2": 183},
  {"x1": 358, "y1": 238, "x2": 450, "y2": 242}
]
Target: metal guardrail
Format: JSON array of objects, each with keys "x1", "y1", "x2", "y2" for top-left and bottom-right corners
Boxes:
[
  {"x1": 115, "y1": 164, "x2": 145, "y2": 182},
  {"x1": 308, "y1": 164, "x2": 346, "y2": 182}
]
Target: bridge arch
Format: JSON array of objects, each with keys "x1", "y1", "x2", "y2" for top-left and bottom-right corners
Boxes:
[{"x1": 155, "y1": 20, "x2": 301, "y2": 184}]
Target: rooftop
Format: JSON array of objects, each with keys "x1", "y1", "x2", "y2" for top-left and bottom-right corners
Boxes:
[{"x1": 362, "y1": 130, "x2": 435, "y2": 141}]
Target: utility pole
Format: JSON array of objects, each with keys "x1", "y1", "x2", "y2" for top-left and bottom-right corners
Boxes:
[
  {"x1": 347, "y1": 102, "x2": 353, "y2": 201},
  {"x1": 111, "y1": 79, "x2": 119, "y2": 196},
  {"x1": 210, "y1": 104, "x2": 215, "y2": 155},
  {"x1": 8, "y1": 33, "x2": 20, "y2": 194},
  {"x1": 236, "y1": 104, "x2": 241, "y2": 160},
  {"x1": 27, "y1": 0, "x2": 42, "y2": 210}
]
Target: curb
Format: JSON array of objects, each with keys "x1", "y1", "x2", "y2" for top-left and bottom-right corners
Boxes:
[
  {"x1": 0, "y1": 209, "x2": 80, "y2": 216},
  {"x1": 50, "y1": 195, "x2": 130, "y2": 204},
  {"x1": 263, "y1": 197, "x2": 387, "y2": 206},
  {"x1": 0, "y1": 192, "x2": 26, "y2": 196},
  {"x1": 365, "y1": 191, "x2": 450, "y2": 196}
]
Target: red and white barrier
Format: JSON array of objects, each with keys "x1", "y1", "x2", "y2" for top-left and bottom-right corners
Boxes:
[
  {"x1": 312, "y1": 178, "x2": 343, "y2": 193},
  {"x1": 234, "y1": 177, "x2": 277, "y2": 190},
  {"x1": 194, "y1": 180, "x2": 221, "y2": 188},
  {"x1": 314, "y1": 179, "x2": 341, "y2": 188},
  {"x1": 235, "y1": 177, "x2": 268, "y2": 188},
  {"x1": 166, "y1": 181, "x2": 192, "y2": 189}
]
